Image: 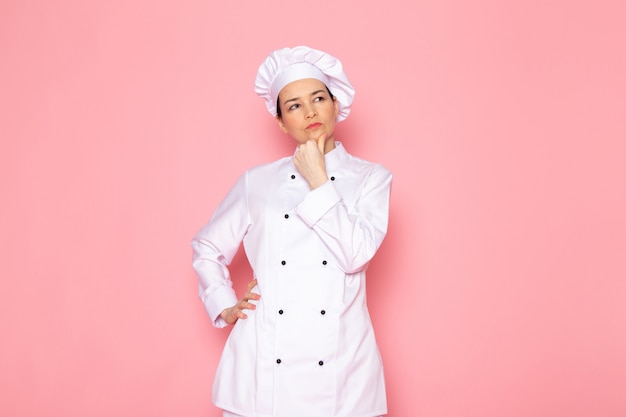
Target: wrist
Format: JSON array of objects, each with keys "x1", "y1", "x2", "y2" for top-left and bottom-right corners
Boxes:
[{"x1": 309, "y1": 175, "x2": 329, "y2": 190}]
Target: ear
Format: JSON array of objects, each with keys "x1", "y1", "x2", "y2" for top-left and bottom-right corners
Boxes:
[
  {"x1": 333, "y1": 97, "x2": 339, "y2": 118},
  {"x1": 276, "y1": 116, "x2": 288, "y2": 133}
]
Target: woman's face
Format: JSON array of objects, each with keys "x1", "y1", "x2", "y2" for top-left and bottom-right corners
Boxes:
[{"x1": 276, "y1": 78, "x2": 339, "y2": 147}]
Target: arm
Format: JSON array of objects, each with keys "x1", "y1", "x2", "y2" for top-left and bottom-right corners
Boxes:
[
  {"x1": 296, "y1": 164, "x2": 392, "y2": 273},
  {"x1": 191, "y1": 173, "x2": 252, "y2": 327}
]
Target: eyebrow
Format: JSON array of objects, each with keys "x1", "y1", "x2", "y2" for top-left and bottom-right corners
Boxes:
[{"x1": 282, "y1": 89, "x2": 327, "y2": 105}]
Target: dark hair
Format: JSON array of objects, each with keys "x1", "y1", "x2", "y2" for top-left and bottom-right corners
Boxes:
[{"x1": 276, "y1": 85, "x2": 335, "y2": 119}]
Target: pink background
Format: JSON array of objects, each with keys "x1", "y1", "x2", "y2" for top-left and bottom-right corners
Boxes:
[{"x1": 1, "y1": 1, "x2": 625, "y2": 416}]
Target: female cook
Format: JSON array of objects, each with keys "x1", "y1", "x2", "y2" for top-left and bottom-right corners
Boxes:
[{"x1": 192, "y1": 46, "x2": 392, "y2": 417}]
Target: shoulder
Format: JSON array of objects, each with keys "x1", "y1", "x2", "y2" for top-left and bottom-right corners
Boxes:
[
  {"x1": 244, "y1": 155, "x2": 293, "y2": 179},
  {"x1": 337, "y1": 143, "x2": 391, "y2": 176},
  {"x1": 344, "y1": 152, "x2": 392, "y2": 180}
]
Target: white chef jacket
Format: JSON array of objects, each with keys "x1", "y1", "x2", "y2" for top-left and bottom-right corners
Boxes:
[{"x1": 192, "y1": 142, "x2": 392, "y2": 417}]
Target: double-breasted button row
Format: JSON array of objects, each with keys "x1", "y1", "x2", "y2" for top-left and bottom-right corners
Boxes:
[
  {"x1": 277, "y1": 309, "x2": 326, "y2": 315},
  {"x1": 280, "y1": 259, "x2": 329, "y2": 266},
  {"x1": 290, "y1": 173, "x2": 335, "y2": 181},
  {"x1": 275, "y1": 359, "x2": 325, "y2": 366}
]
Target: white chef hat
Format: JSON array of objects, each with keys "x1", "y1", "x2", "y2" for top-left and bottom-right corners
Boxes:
[{"x1": 254, "y1": 46, "x2": 355, "y2": 122}]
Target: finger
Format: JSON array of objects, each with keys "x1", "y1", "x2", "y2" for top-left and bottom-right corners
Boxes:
[
  {"x1": 242, "y1": 301, "x2": 257, "y2": 310},
  {"x1": 317, "y1": 133, "x2": 327, "y2": 153},
  {"x1": 244, "y1": 294, "x2": 260, "y2": 302},
  {"x1": 233, "y1": 306, "x2": 247, "y2": 318},
  {"x1": 295, "y1": 144, "x2": 306, "y2": 159},
  {"x1": 224, "y1": 307, "x2": 245, "y2": 324},
  {"x1": 245, "y1": 289, "x2": 261, "y2": 298},
  {"x1": 239, "y1": 295, "x2": 258, "y2": 307},
  {"x1": 247, "y1": 289, "x2": 260, "y2": 300},
  {"x1": 244, "y1": 281, "x2": 260, "y2": 301}
]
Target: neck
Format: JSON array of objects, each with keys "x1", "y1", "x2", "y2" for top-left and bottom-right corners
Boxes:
[{"x1": 323, "y1": 139, "x2": 336, "y2": 154}]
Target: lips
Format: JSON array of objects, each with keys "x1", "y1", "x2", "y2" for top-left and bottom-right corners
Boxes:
[{"x1": 306, "y1": 122, "x2": 322, "y2": 129}]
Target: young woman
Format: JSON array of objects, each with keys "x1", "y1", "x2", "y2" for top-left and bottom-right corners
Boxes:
[{"x1": 192, "y1": 46, "x2": 392, "y2": 417}]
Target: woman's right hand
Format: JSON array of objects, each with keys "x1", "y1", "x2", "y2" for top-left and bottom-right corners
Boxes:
[{"x1": 219, "y1": 279, "x2": 260, "y2": 325}]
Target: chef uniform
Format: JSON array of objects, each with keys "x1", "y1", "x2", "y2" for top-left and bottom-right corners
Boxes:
[{"x1": 192, "y1": 46, "x2": 391, "y2": 417}]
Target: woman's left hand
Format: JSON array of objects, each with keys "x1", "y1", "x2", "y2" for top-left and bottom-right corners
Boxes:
[
  {"x1": 219, "y1": 279, "x2": 260, "y2": 325},
  {"x1": 293, "y1": 134, "x2": 329, "y2": 190}
]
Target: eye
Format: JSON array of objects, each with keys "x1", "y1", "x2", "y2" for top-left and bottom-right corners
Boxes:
[
  {"x1": 288, "y1": 103, "x2": 300, "y2": 111},
  {"x1": 313, "y1": 96, "x2": 325, "y2": 102}
]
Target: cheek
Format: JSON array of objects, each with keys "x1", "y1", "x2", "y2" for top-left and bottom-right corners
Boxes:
[
  {"x1": 279, "y1": 118, "x2": 297, "y2": 134},
  {"x1": 327, "y1": 100, "x2": 338, "y2": 118},
  {"x1": 277, "y1": 119, "x2": 288, "y2": 133}
]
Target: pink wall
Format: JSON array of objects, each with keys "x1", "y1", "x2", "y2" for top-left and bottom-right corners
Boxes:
[{"x1": 1, "y1": 1, "x2": 625, "y2": 416}]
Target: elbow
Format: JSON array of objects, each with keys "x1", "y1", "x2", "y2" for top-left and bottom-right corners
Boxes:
[{"x1": 336, "y1": 247, "x2": 377, "y2": 274}]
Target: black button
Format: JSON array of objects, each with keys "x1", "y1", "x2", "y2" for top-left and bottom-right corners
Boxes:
[
  {"x1": 284, "y1": 214, "x2": 289, "y2": 219},
  {"x1": 322, "y1": 260, "x2": 327, "y2": 265},
  {"x1": 276, "y1": 359, "x2": 282, "y2": 364},
  {"x1": 281, "y1": 260, "x2": 286, "y2": 265},
  {"x1": 290, "y1": 174, "x2": 296, "y2": 179},
  {"x1": 330, "y1": 176, "x2": 335, "y2": 181},
  {"x1": 278, "y1": 309, "x2": 283, "y2": 315},
  {"x1": 318, "y1": 360, "x2": 324, "y2": 366},
  {"x1": 320, "y1": 310, "x2": 326, "y2": 315}
]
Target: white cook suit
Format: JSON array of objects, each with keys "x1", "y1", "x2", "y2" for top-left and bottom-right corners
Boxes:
[{"x1": 192, "y1": 142, "x2": 392, "y2": 417}]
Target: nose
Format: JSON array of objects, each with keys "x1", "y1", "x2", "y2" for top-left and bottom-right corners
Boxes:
[{"x1": 304, "y1": 105, "x2": 317, "y2": 119}]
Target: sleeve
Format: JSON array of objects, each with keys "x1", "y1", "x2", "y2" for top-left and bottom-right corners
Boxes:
[
  {"x1": 191, "y1": 172, "x2": 251, "y2": 328},
  {"x1": 295, "y1": 164, "x2": 392, "y2": 273}
]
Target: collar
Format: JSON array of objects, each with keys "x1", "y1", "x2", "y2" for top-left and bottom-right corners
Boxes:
[
  {"x1": 324, "y1": 141, "x2": 349, "y2": 171},
  {"x1": 291, "y1": 141, "x2": 349, "y2": 172}
]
